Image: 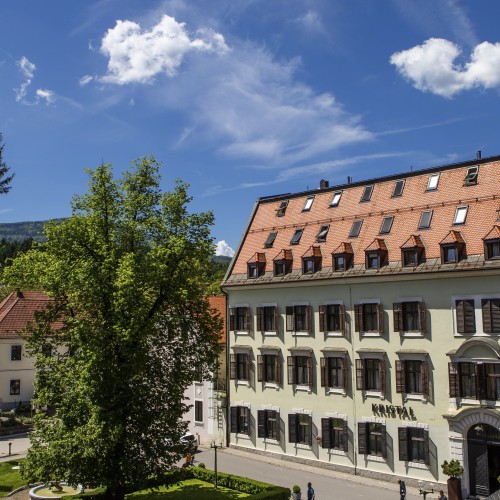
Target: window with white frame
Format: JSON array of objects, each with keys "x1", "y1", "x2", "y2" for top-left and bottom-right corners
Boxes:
[
  {"x1": 302, "y1": 196, "x2": 314, "y2": 212},
  {"x1": 358, "y1": 421, "x2": 387, "y2": 457},
  {"x1": 256, "y1": 305, "x2": 278, "y2": 333},
  {"x1": 453, "y1": 206, "x2": 468, "y2": 225},
  {"x1": 286, "y1": 305, "x2": 312, "y2": 333},
  {"x1": 321, "y1": 416, "x2": 348, "y2": 451},
  {"x1": 229, "y1": 306, "x2": 251, "y2": 333},
  {"x1": 257, "y1": 409, "x2": 280, "y2": 439},
  {"x1": 330, "y1": 191, "x2": 342, "y2": 207},
  {"x1": 288, "y1": 412, "x2": 312, "y2": 445},
  {"x1": 230, "y1": 406, "x2": 250, "y2": 435},
  {"x1": 426, "y1": 173, "x2": 439, "y2": 191},
  {"x1": 11, "y1": 345, "x2": 22, "y2": 361},
  {"x1": 398, "y1": 425, "x2": 429, "y2": 464}
]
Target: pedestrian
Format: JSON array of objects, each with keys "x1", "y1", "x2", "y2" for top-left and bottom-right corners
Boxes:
[
  {"x1": 437, "y1": 490, "x2": 447, "y2": 500},
  {"x1": 398, "y1": 479, "x2": 406, "y2": 500},
  {"x1": 185, "y1": 452, "x2": 192, "y2": 467},
  {"x1": 307, "y1": 481, "x2": 315, "y2": 500}
]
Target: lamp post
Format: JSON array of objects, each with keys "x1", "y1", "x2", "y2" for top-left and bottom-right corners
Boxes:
[
  {"x1": 418, "y1": 481, "x2": 434, "y2": 499},
  {"x1": 210, "y1": 439, "x2": 223, "y2": 489}
]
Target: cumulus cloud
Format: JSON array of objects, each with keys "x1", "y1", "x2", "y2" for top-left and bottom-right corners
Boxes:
[
  {"x1": 98, "y1": 15, "x2": 229, "y2": 84},
  {"x1": 14, "y1": 56, "x2": 55, "y2": 105},
  {"x1": 215, "y1": 240, "x2": 234, "y2": 257},
  {"x1": 390, "y1": 38, "x2": 500, "y2": 98}
]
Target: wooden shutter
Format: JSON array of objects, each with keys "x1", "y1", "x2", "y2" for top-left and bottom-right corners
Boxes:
[
  {"x1": 342, "y1": 419, "x2": 349, "y2": 452},
  {"x1": 286, "y1": 306, "x2": 294, "y2": 331},
  {"x1": 320, "y1": 357, "x2": 327, "y2": 387},
  {"x1": 245, "y1": 307, "x2": 251, "y2": 333},
  {"x1": 275, "y1": 412, "x2": 281, "y2": 441},
  {"x1": 393, "y1": 302, "x2": 403, "y2": 332},
  {"x1": 287, "y1": 356, "x2": 296, "y2": 385},
  {"x1": 358, "y1": 422, "x2": 368, "y2": 454},
  {"x1": 355, "y1": 359, "x2": 365, "y2": 390},
  {"x1": 274, "y1": 307, "x2": 280, "y2": 334},
  {"x1": 476, "y1": 363, "x2": 486, "y2": 400},
  {"x1": 230, "y1": 407, "x2": 238, "y2": 433},
  {"x1": 257, "y1": 410, "x2": 266, "y2": 438},
  {"x1": 341, "y1": 358, "x2": 348, "y2": 391},
  {"x1": 275, "y1": 356, "x2": 281, "y2": 385},
  {"x1": 481, "y1": 298, "x2": 500, "y2": 334},
  {"x1": 421, "y1": 361, "x2": 429, "y2": 397},
  {"x1": 377, "y1": 303, "x2": 384, "y2": 333},
  {"x1": 257, "y1": 355, "x2": 264, "y2": 382},
  {"x1": 307, "y1": 415, "x2": 313, "y2": 446},
  {"x1": 288, "y1": 413, "x2": 298, "y2": 443},
  {"x1": 449, "y1": 362, "x2": 459, "y2": 397},
  {"x1": 256, "y1": 307, "x2": 264, "y2": 333},
  {"x1": 423, "y1": 429, "x2": 430, "y2": 465},
  {"x1": 456, "y1": 299, "x2": 475, "y2": 334},
  {"x1": 321, "y1": 418, "x2": 331, "y2": 449},
  {"x1": 380, "y1": 360, "x2": 386, "y2": 397},
  {"x1": 305, "y1": 306, "x2": 312, "y2": 333},
  {"x1": 354, "y1": 304, "x2": 362, "y2": 332},
  {"x1": 307, "y1": 356, "x2": 313, "y2": 389},
  {"x1": 319, "y1": 305, "x2": 326, "y2": 332},
  {"x1": 381, "y1": 425, "x2": 387, "y2": 459},
  {"x1": 396, "y1": 360, "x2": 405, "y2": 393},
  {"x1": 418, "y1": 302, "x2": 427, "y2": 332},
  {"x1": 398, "y1": 427, "x2": 409, "y2": 461},
  {"x1": 339, "y1": 304, "x2": 346, "y2": 334},
  {"x1": 229, "y1": 308, "x2": 235, "y2": 331},
  {"x1": 245, "y1": 354, "x2": 250, "y2": 381},
  {"x1": 230, "y1": 353, "x2": 236, "y2": 380}
]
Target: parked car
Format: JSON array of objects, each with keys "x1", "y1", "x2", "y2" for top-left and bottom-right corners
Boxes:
[{"x1": 180, "y1": 432, "x2": 198, "y2": 453}]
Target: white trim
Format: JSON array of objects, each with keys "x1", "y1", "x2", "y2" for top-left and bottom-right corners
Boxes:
[
  {"x1": 323, "y1": 299, "x2": 344, "y2": 305},
  {"x1": 326, "y1": 412, "x2": 347, "y2": 420},
  {"x1": 230, "y1": 303, "x2": 249, "y2": 308},
  {"x1": 358, "y1": 298, "x2": 381, "y2": 304},
  {"x1": 292, "y1": 408, "x2": 312, "y2": 415},
  {"x1": 395, "y1": 296, "x2": 422, "y2": 303},
  {"x1": 259, "y1": 302, "x2": 278, "y2": 307},
  {"x1": 290, "y1": 301, "x2": 310, "y2": 306}
]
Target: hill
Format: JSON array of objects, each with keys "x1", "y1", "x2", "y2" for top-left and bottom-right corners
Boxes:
[{"x1": 0, "y1": 219, "x2": 65, "y2": 242}]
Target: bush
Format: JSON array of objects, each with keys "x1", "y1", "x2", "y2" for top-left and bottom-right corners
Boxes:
[
  {"x1": 197, "y1": 463, "x2": 206, "y2": 468},
  {"x1": 441, "y1": 459, "x2": 464, "y2": 478}
]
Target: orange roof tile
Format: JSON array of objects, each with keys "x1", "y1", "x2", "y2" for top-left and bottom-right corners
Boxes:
[
  {"x1": 482, "y1": 225, "x2": 500, "y2": 240},
  {"x1": 208, "y1": 295, "x2": 226, "y2": 344},
  {"x1": 400, "y1": 235, "x2": 424, "y2": 249}
]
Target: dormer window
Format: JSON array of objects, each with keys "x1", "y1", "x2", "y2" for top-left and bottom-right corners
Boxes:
[
  {"x1": 392, "y1": 180, "x2": 405, "y2": 197},
  {"x1": 273, "y1": 249, "x2": 292, "y2": 277},
  {"x1": 442, "y1": 245, "x2": 458, "y2": 263},
  {"x1": 418, "y1": 210, "x2": 433, "y2": 229},
  {"x1": 360, "y1": 185, "x2": 373, "y2": 202},
  {"x1": 349, "y1": 220, "x2": 363, "y2": 238},
  {"x1": 440, "y1": 231, "x2": 465, "y2": 264},
  {"x1": 483, "y1": 226, "x2": 500, "y2": 260},
  {"x1": 330, "y1": 191, "x2": 342, "y2": 207},
  {"x1": 453, "y1": 206, "x2": 468, "y2": 225},
  {"x1": 366, "y1": 251, "x2": 381, "y2": 269},
  {"x1": 301, "y1": 246, "x2": 321, "y2": 274},
  {"x1": 426, "y1": 173, "x2": 439, "y2": 191},
  {"x1": 247, "y1": 252, "x2": 266, "y2": 278},
  {"x1": 400, "y1": 235, "x2": 425, "y2": 267},
  {"x1": 302, "y1": 258, "x2": 315, "y2": 274},
  {"x1": 316, "y1": 224, "x2": 330, "y2": 243},
  {"x1": 365, "y1": 239, "x2": 388, "y2": 269},
  {"x1": 274, "y1": 261, "x2": 286, "y2": 276},
  {"x1": 332, "y1": 243, "x2": 354, "y2": 272},
  {"x1": 302, "y1": 196, "x2": 314, "y2": 212},
  {"x1": 276, "y1": 200, "x2": 289, "y2": 217},
  {"x1": 290, "y1": 229, "x2": 304, "y2": 245},
  {"x1": 464, "y1": 166, "x2": 478, "y2": 186},
  {"x1": 379, "y1": 216, "x2": 394, "y2": 235},
  {"x1": 264, "y1": 232, "x2": 277, "y2": 248},
  {"x1": 402, "y1": 249, "x2": 417, "y2": 267}
]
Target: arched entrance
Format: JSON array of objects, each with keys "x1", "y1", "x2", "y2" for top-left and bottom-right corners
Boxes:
[{"x1": 467, "y1": 424, "x2": 500, "y2": 497}]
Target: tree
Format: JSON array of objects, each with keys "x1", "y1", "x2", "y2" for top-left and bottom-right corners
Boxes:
[
  {"x1": 0, "y1": 133, "x2": 14, "y2": 194},
  {"x1": 4, "y1": 157, "x2": 222, "y2": 499}
]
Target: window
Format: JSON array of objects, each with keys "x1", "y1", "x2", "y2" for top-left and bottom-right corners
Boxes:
[
  {"x1": 426, "y1": 173, "x2": 439, "y2": 191},
  {"x1": 287, "y1": 355, "x2": 313, "y2": 388},
  {"x1": 274, "y1": 261, "x2": 285, "y2": 276},
  {"x1": 288, "y1": 413, "x2": 312, "y2": 445},
  {"x1": 230, "y1": 406, "x2": 250, "y2": 435},
  {"x1": 393, "y1": 301, "x2": 426, "y2": 333},
  {"x1": 398, "y1": 427, "x2": 429, "y2": 464},
  {"x1": 320, "y1": 357, "x2": 346, "y2": 389},
  {"x1": 402, "y1": 249, "x2": 417, "y2": 267},
  {"x1": 257, "y1": 354, "x2": 281, "y2": 384},
  {"x1": 442, "y1": 244, "x2": 458, "y2": 263},
  {"x1": 356, "y1": 358, "x2": 385, "y2": 392},
  {"x1": 464, "y1": 166, "x2": 479, "y2": 186},
  {"x1": 10, "y1": 379, "x2": 20, "y2": 395},
  {"x1": 360, "y1": 185, "x2": 374, "y2": 202},
  {"x1": 482, "y1": 298, "x2": 500, "y2": 333},
  {"x1": 453, "y1": 206, "x2": 468, "y2": 225},
  {"x1": 247, "y1": 262, "x2": 259, "y2": 278},
  {"x1": 195, "y1": 400, "x2": 203, "y2": 423},
  {"x1": 258, "y1": 409, "x2": 280, "y2": 439},
  {"x1": 349, "y1": 220, "x2": 363, "y2": 238},
  {"x1": 321, "y1": 417, "x2": 348, "y2": 451},
  {"x1": 286, "y1": 305, "x2": 312, "y2": 332},
  {"x1": 379, "y1": 216, "x2": 394, "y2": 235},
  {"x1": 264, "y1": 232, "x2": 277, "y2": 248},
  {"x1": 333, "y1": 254, "x2": 345, "y2": 271},
  {"x1": 330, "y1": 191, "x2": 342, "y2": 207},
  {"x1": 366, "y1": 251, "x2": 379, "y2": 269},
  {"x1": 392, "y1": 180, "x2": 405, "y2": 197},
  {"x1": 484, "y1": 238, "x2": 500, "y2": 260},
  {"x1": 11, "y1": 345, "x2": 21, "y2": 361},
  {"x1": 354, "y1": 303, "x2": 384, "y2": 333},
  {"x1": 418, "y1": 210, "x2": 433, "y2": 229},
  {"x1": 230, "y1": 307, "x2": 251, "y2": 333},
  {"x1": 319, "y1": 304, "x2": 346, "y2": 333},
  {"x1": 302, "y1": 196, "x2": 314, "y2": 212},
  {"x1": 396, "y1": 360, "x2": 428, "y2": 395},
  {"x1": 290, "y1": 229, "x2": 304, "y2": 245},
  {"x1": 256, "y1": 306, "x2": 278, "y2": 333},
  {"x1": 302, "y1": 258, "x2": 315, "y2": 274},
  {"x1": 230, "y1": 353, "x2": 250, "y2": 381},
  {"x1": 358, "y1": 422, "x2": 387, "y2": 457},
  {"x1": 449, "y1": 362, "x2": 500, "y2": 400},
  {"x1": 316, "y1": 224, "x2": 330, "y2": 243},
  {"x1": 455, "y1": 299, "x2": 476, "y2": 334},
  {"x1": 276, "y1": 200, "x2": 288, "y2": 217}
]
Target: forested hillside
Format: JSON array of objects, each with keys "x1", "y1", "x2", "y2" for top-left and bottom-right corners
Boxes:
[{"x1": 0, "y1": 219, "x2": 65, "y2": 242}]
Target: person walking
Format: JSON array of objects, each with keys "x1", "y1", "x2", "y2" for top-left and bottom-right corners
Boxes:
[
  {"x1": 437, "y1": 490, "x2": 447, "y2": 500},
  {"x1": 398, "y1": 479, "x2": 406, "y2": 500},
  {"x1": 307, "y1": 481, "x2": 315, "y2": 500}
]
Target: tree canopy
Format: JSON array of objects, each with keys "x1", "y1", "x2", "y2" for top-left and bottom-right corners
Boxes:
[
  {"x1": 4, "y1": 157, "x2": 222, "y2": 499},
  {"x1": 0, "y1": 133, "x2": 14, "y2": 195}
]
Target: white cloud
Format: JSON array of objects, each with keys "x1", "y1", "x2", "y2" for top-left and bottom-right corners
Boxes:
[
  {"x1": 35, "y1": 89, "x2": 55, "y2": 104},
  {"x1": 390, "y1": 38, "x2": 500, "y2": 98},
  {"x1": 98, "y1": 15, "x2": 229, "y2": 84},
  {"x1": 18, "y1": 56, "x2": 36, "y2": 79},
  {"x1": 215, "y1": 240, "x2": 234, "y2": 258},
  {"x1": 79, "y1": 74, "x2": 93, "y2": 86},
  {"x1": 14, "y1": 56, "x2": 55, "y2": 105}
]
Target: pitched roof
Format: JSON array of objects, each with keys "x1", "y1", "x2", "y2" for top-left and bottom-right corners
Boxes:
[{"x1": 208, "y1": 295, "x2": 226, "y2": 344}]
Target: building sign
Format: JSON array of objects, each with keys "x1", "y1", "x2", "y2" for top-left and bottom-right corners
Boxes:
[{"x1": 372, "y1": 403, "x2": 415, "y2": 418}]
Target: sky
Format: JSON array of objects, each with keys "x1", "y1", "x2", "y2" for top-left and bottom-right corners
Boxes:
[{"x1": 1, "y1": 1, "x2": 500, "y2": 256}]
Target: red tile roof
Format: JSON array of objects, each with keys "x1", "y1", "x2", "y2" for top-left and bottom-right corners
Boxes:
[{"x1": 208, "y1": 295, "x2": 226, "y2": 344}]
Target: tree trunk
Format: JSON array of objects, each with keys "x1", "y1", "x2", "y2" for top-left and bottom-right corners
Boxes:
[{"x1": 447, "y1": 477, "x2": 462, "y2": 500}]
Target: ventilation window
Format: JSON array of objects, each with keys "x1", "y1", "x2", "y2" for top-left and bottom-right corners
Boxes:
[
  {"x1": 418, "y1": 210, "x2": 433, "y2": 229},
  {"x1": 379, "y1": 216, "x2": 394, "y2": 235},
  {"x1": 316, "y1": 224, "x2": 330, "y2": 243},
  {"x1": 360, "y1": 185, "x2": 373, "y2": 202},
  {"x1": 427, "y1": 173, "x2": 439, "y2": 191},
  {"x1": 276, "y1": 200, "x2": 289, "y2": 217},
  {"x1": 263, "y1": 232, "x2": 277, "y2": 248},
  {"x1": 330, "y1": 191, "x2": 342, "y2": 207},
  {"x1": 290, "y1": 229, "x2": 304, "y2": 245},
  {"x1": 453, "y1": 206, "x2": 468, "y2": 225},
  {"x1": 302, "y1": 196, "x2": 314, "y2": 212},
  {"x1": 464, "y1": 166, "x2": 478, "y2": 186},
  {"x1": 392, "y1": 180, "x2": 405, "y2": 197},
  {"x1": 349, "y1": 220, "x2": 363, "y2": 238}
]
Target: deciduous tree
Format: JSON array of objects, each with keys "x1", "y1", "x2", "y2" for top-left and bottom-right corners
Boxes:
[{"x1": 0, "y1": 133, "x2": 14, "y2": 195}]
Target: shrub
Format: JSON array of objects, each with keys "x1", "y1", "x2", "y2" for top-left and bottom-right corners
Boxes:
[
  {"x1": 292, "y1": 484, "x2": 301, "y2": 493},
  {"x1": 441, "y1": 459, "x2": 464, "y2": 478},
  {"x1": 197, "y1": 463, "x2": 206, "y2": 468}
]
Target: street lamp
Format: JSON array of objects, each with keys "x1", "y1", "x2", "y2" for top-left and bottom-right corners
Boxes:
[
  {"x1": 418, "y1": 481, "x2": 434, "y2": 499},
  {"x1": 210, "y1": 438, "x2": 223, "y2": 489}
]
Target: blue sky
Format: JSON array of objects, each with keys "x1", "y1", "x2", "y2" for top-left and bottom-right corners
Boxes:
[{"x1": 1, "y1": 1, "x2": 500, "y2": 256}]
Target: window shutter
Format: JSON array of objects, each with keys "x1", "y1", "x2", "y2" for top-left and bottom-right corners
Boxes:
[
  {"x1": 491, "y1": 299, "x2": 500, "y2": 333},
  {"x1": 377, "y1": 303, "x2": 384, "y2": 333},
  {"x1": 456, "y1": 300, "x2": 465, "y2": 333},
  {"x1": 257, "y1": 410, "x2": 266, "y2": 438},
  {"x1": 342, "y1": 419, "x2": 349, "y2": 452},
  {"x1": 456, "y1": 299, "x2": 476, "y2": 333},
  {"x1": 319, "y1": 305, "x2": 326, "y2": 332},
  {"x1": 380, "y1": 360, "x2": 386, "y2": 397},
  {"x1": 341, "y1": 358, "x2": 348, "y2": 391},
  {"x1": 423, "y1": 429, "x2": 430, "y2": 465},
  {"x1": 393, "y1": 302, "x2": 403, "y2": 332},
  {"x1": 320, "y1": 357, "x2": 327, "y2": 387},
  {"x1": 381, "y1": 425, "x2": 387, "y2": 459},
  {"x1": 307, "y1": 356, "x2": 313, "y2": 389},
  {"x1": 229, "y1": 308, "x2": 236, "y2": 331},
  {"x1": 245, "y1": 307, "x2": 251, "y2": 333},
  {"x1": 356, "y1": 359, "x2": 365, "y2": 390},
  {"x1": 230, "y1": 407, "x2": 238, "y2": 433},
  {"x1": 288, "y1": 413, "x2": 298, "y2": 443},
  {"x1": 275, "y1": 412, "x2": 281, "y2": 441},
  {"x1": 354, "y1": 304, "x2": 362, "y2": 332},
  {"x1": 421, "y1": 361, "x2": 429, "y2": 397},
  {"x1": 275, "y1": 356, "x2": 281, "y2": 385},
  {"x1": 230, "y1": 353, "x2": 236, "y2": 380},
  {"x1": 448, "y1": 362, "x2": 459, "y2": 397},
  {"x1": 305, "y1": 306, "x2": 312, "y2": 333},
  {"x1": 396, "y1": 360, "x2": 405, "y2": 393},
  {"x1": 476, "y1": 363, "x2": 486, "y2": 400},
  {"x1": 286, "y1": 306, "x2": 294, "y2": 331},
  {"x1": 307, "y1": 416, "x2": 313, "y2": 446},
  {"x1": 274, "y1": 306, "x2": 280, "y2": 334},
  {"x1": 398, "y1": 427, "x2": 409, "y2": 461},
  {"x1": 482, "y1": 299, "x2": 492, "y2": 333},
  {"x1": 245, "y1": 354, "x2": 250, "y2": 381},
  {"x1": 256, "y1": 307, "x2": 264, "y2": 333},
  {"x1": 418, "y1": 302, "x2": 427, "y2": 332},
  {"x1": 321, "y1": 418, "x2": 331, "y2": 449},
  {"x1": 339, "y1": 304, "x2": 346, "y2": 334},
  {"x1": 257, "y1": 355, "x2": 264, "y2": 382},
  {"x1": 287, "y1": 356, "x2": 296, "y2": 385},
  {"x1": 358, "y1": 422, "x2": 367, "y2": 454}
]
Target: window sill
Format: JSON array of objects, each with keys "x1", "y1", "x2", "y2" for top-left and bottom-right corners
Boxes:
[
  {"x1": 194, "y1": 421, "x2": 204, "y2": 426},
  {"x1": 236, "y1": 381, "x2": 250, "y2": 387},
  {"x1": 366, "y1": 454, "x2": 385, "y2": 463},
  {"x1": 295, "y1": 443, "x2": 312, "y2": 450},
  {"x1": 264, "y1": 382, "x2": 279, "y2": 390},
  {"x1": 234, "y1": 331, "x2": 250, "y2": 336},
  {"x1": 235, "y1": 433, "x2": 251, "y2": 439},
  {"x1": 292, "y1": 332, "x2": 310, "y2": 337},
  {"x1": 326, "y1": 331, "x2": 345, "y2": 337},
  {"x1": 295, "y1": 384, "x2": 312, "y2": 393},
  {"x1": 327, "y1": 388, "x2": 347, "y2": 397},
  {"x1": 404, "y1": 394, "x2": 427, "y2": 403},
  {"x1": 264, "y1": 437, "x2": 280, "y2": 444},
  {"x1": 360, "y1": 331, "x2": 382, "y2": 338},
  {"x1": 457, "y1": 398, "x2": 500, "y2": 408},
  {"x1": 263, "y1": 331, "x2": 278, "y2": 336},
  {"x1": 365, "y1": 391, "x2": 384, "y2": 399},
  {"x1": 400, "y1": 331, "x2": 424, "y2": 338},
  {"x1": 329, "y1": 448, "x2": 347, "y2": 456},
  {"x1": 406, "y1": 461, "x2": 428, "y2": 470},
  {"x1": 454, "y1": 332, "x2": 498, "y2": 337}
]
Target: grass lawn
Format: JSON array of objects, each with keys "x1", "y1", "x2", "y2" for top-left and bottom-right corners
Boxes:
[
  {"x1": 127, "y1": 478, "x2": 251, "y2": 499},
  {"x1": 0, "y1": 459, "x2": 25, "y2": 496}
]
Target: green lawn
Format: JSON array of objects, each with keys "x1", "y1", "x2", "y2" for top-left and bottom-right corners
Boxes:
[
  {"x1": 127, "y1": 478, "x2": 250, "y2": 499},
  {"x1": 0, "y1": 459, "x2": 25, "y2": 496}
]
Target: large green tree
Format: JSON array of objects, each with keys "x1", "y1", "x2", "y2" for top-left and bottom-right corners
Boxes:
[
  {"x1": 4, "y1": 157, "x2": 222, "y2": 499},
  {"x1": 0, "y1": 133, "x2": 14, "y2": 194}
]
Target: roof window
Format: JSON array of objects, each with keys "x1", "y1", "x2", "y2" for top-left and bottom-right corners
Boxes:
[
  {"x1": 453, "y1": 206, "x2": 468, "y2": 225},
  {"x1": 426, "y1": 173, "x2": 439, "y2": 191},
  {"x1": 330, "y1": 191, "x2": 342, "y2": 207},
  {"x1": 290, "y1": 229, "x2": 304, "y2": 245},
  {"x1": 316, "y1": 224, "x2": 330, "y2": 243},
  {"x1": 379, "y1": 216, "x2": 394, "y2": 235},
  {"x1": 418, "y1": 210, "x2": 433, "y2": 230},
  {"x1": 464, "y1": 166, "x2": 478, "y2": 186},
  {"x1": 392, "y1": 180, "x2": 405, "y2": 197},
  {"x1": 302, "y1": 196, "x2": 314, "y2": 212},
  {"x1": 360, "y1": 185, "x2": 373, "y2": 202},
  {"x1": 263, "y1": 232, "x2": 277, "y2": 248},
  {"x1": 349, "y1": 220, "x2": 363, "y2": 238},
  {"x1": 276, "y1": 200, "x2": 289, "y2": 217}
]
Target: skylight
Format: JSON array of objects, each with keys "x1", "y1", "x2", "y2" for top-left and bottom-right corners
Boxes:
[
  {"x1": 303, "y1": 196, "x2": 314, "y2": 212},
  {"x1": 379, "y1": 216, "x2": 394, "y2": 234},
  {"x1": 360, "y1": 185, "x2": 373, "y2": 202},
  {"x1": 349, "y1": 220, "x2": 363, "y2": 238},
  {"x1": 392, "y1": 180, "x2": 405, "y2": 197},
  {"x1": 316, "y1": 225, "x2": 330, "y2": 243},
  {"x1": 418, "y1": 210, "x2": 433, "y2": 229},
  {"x1": 264, "y1": 232, "x2": 277, "y2": 248},
  {"x1": 427, "y1": 174, "x2": 439, "y2": 191},
  {"x1": 330, "y1": 191, "x2": 342, "y2": 207},
  {"x1": 453, "y1": 206, "x2": 468, "y2": 225},
  {"x1": 290, "y1": 229, "x2": 304, "y2": 245}
]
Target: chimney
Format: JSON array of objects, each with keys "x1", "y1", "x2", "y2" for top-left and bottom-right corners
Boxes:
[
  {"x1": 16, "y1": 289, "x2": 23, "y2": 299},
  {"x1": 476, "y1": 150, "x2": 482, "y2": 160},
  {"x1": 347, "y1": 176, "x2": 352, "y2": 184},
  {"x1": 319, "y1": 179, "x2": 329, "y2": 189}
]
